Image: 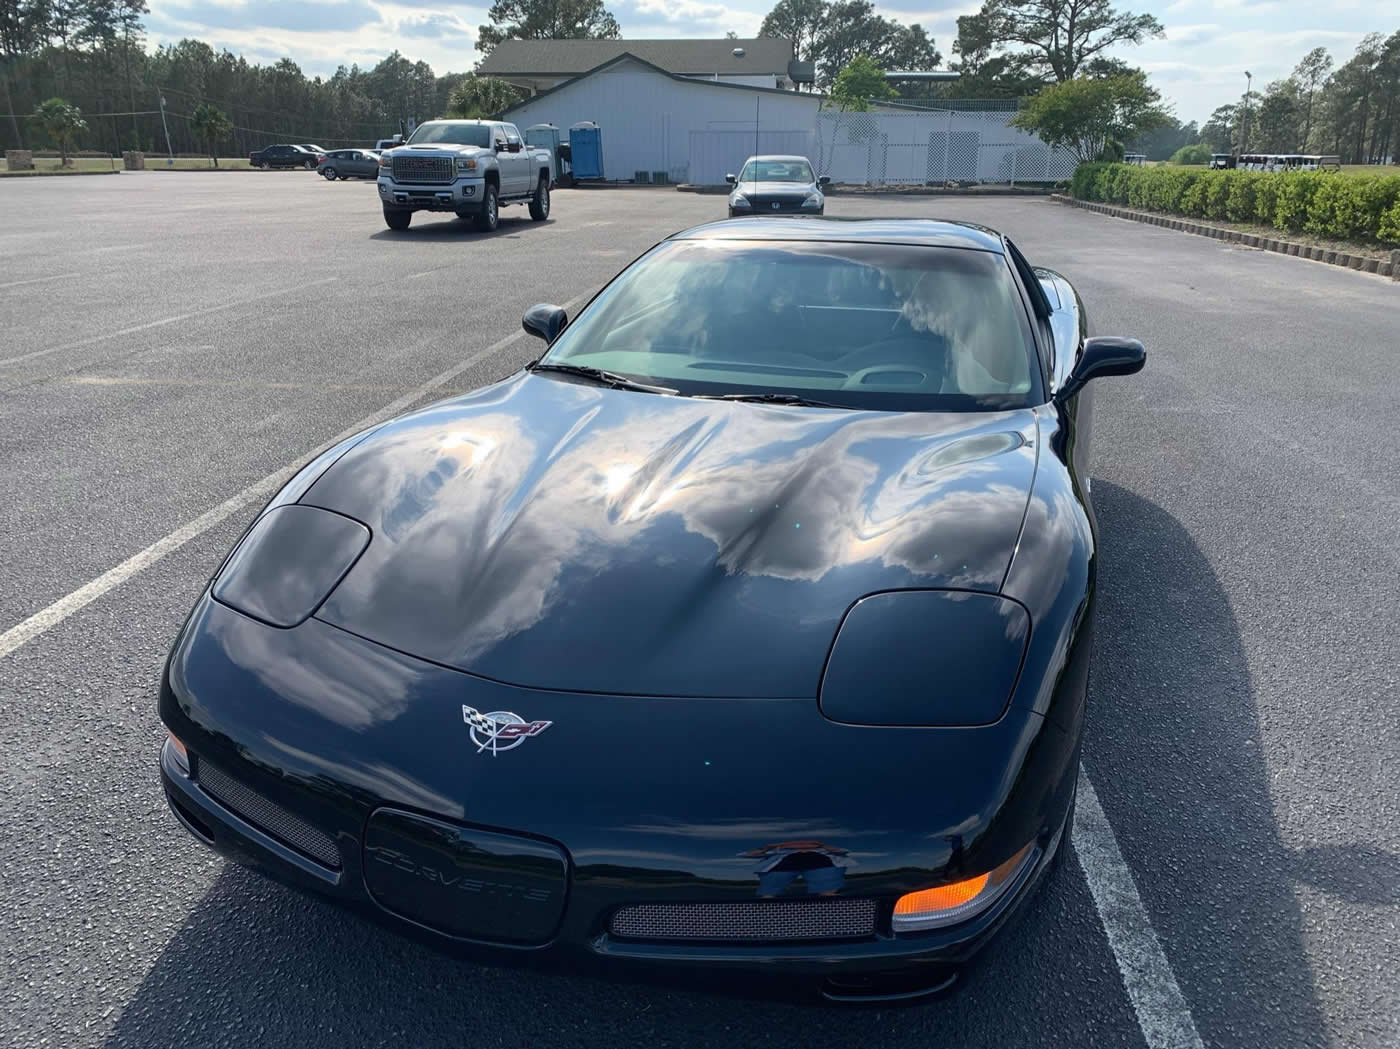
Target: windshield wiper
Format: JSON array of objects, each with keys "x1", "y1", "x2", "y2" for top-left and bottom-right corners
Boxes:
[
  {"x1": 698, "y1": 392, "x2": 850, "y2": 409},
  {"x1": 526, "y1": 362, "x2": 677, "y2": 396}
]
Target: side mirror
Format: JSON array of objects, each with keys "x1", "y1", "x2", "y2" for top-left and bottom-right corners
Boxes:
[
  {"x1": 725, "y1": 173, "x2": 736, "y2": 184},
  {"x1": 495, "y1": 140, "x2": 507, "y2": 152},
  {"x1": 1056, "y1": 336, "x2": 1145, "y2": 404},
  {"x1": 818, "y1": 175, "x2": 830, "y2": 186},
  {"x1": 507, "y1": 142, "x2": 522, "y2": 153},
  {"x1": 522, "y1": 303, "x2": 568, "y2": 343}
]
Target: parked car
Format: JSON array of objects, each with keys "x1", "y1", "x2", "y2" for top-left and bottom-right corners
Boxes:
[
  {"x1": 157, "y1": 216, "x2": 1145, "y2": 1003},
  {"x1": 318, "y1": 149, "x2": 380, "y2": 181},
  {"x1": 376, "y1": 119, "x2": 553, "y2": 232},
  {"x1": 297, "y1": 144, "x2": 327, "y2": 155},
  {"x1": 727, "y1": 155, "x2": 828, "y2": 217},
  {"x1": 249, "y1": 144, "x2": 319, "y2": 170},
  {"x1": 375, "y1": 136, "x2": 404, "y2": 151}
]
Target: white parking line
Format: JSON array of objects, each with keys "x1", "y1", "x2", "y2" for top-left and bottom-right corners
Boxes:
[
  {"x1": 0, "y1": 297, "x2": 581, "y2": 662},
  {"x1": 1076, "y1": 768, "x2": 1205, "y2": 1049},
  {"x1": 0, "y1": 278, "x2": 340, "y2": 367},
  {"x1": 0, "y1": 273, "x2": 79, "y2": 290}
]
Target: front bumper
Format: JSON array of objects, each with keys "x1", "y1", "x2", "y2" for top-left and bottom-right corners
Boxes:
[
  {"x1": 378, "y1": 175, "x2": 485, "y2": 211},
  {"x1": 158, "y1": 594, "x2": 1081, "y2": 990},
  {"x1": 161, "y1": 735, "x2": 1068, "y2": 991}
]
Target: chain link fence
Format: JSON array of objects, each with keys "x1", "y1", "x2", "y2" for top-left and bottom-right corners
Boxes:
[{"x1": 815, "y1": 110, "x2": 1077, "y2": 186}]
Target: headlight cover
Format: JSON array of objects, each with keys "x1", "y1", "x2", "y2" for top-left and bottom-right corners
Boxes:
[
  {"x1": 802, "y1": 192, "x2": 822, "y2": 207},
  {"x1": 730, "y1": 193, "x2": 751, "y2": 208},
  {"x1": 819, "y1": 590, "x2": 1030, "y2": 726},
  {"x1": 455, "y1": 156, "x2": 478, "y2": 173},
  {"x1": 212, "y1": 505, "x2": 370, "y2": 628}
]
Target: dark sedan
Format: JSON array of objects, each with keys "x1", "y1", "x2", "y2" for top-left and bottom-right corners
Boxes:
[
  {"x1": 249, "y1": 144, "x2": 319, "y2": 170},
  {"x1": 158, "y1": 218, "x2": 1144, "y2": 1003},
  {"x1": 727, "y1": 155, "x2": 828, "y2": 217}
]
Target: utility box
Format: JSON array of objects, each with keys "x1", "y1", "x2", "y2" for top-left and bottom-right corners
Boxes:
[
  {"x1": 567, "y1": 122, "x2": 604, "y2": 181},
  {"x1": 525, "y1": 124, "x2": 566, "y2": 183}
]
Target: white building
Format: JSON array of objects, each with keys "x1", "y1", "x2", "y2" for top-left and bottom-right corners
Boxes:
[
  {"x1": 502, "y1": 53, "x2": 826, "y2": 186},
  {"x1": 478, "y1": 38, "x2": 801, "y2": 95},
  {"x1": 495, "y1": 48, "x2": 1077, "y2": 187}
]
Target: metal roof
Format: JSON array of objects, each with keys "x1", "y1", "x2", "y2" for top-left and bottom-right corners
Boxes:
[
  {"x1": 478, "y1": 37, "x2": 795, "y2": 77},
  {"x1": 671, "y1": 218, "x2": 1006, "y2": 253}
]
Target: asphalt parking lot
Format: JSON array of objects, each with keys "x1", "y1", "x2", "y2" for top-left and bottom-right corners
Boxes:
[{"x1": 2, "y1": 172, "x2": 1397, "y2": 1049}]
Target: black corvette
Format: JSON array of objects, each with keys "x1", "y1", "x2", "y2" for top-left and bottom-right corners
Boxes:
[{"x1": 159, "y1": 217, "x2": 1144, "y2": 1002}]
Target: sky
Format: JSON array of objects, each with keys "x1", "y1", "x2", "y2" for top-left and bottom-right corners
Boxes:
[{"x1": 141, "y1": 0, "x2": 1398, "y2": 124}]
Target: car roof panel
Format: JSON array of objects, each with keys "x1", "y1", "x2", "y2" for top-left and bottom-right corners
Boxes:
[{"x1": 671, "y1": 217, "x2": 1005, "y2": 252}]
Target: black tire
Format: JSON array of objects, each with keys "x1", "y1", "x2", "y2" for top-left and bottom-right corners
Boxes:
[
  {"x1": 382, "y1": 207, "x2": 411, "y2": 231},
  {"x1": 255, "y1": 160, "x2": 266, "y2": 169},
  {"x1": 475, "y1": 183, "x2": 499, "y2": 232},
  {"x1": 322, "y1": 167, "x2": 337, "y2": 181},
  {"x1": 528, "y1": 176, "x2": 550, "y2": 220},
  {"x1": 304, "y1": 159, "x2": 315, "y2": 170}
]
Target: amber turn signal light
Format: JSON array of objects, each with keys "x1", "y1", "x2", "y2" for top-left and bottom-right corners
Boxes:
[
  {"x1": 892, "y1": 842, "x2": 1035, "y2": 932},
  {"x1": 166, "y1": 730, "x2": 190, "y2": 774}
]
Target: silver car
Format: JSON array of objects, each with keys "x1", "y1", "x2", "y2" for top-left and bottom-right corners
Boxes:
[
  {"x1": 726, "y1": 155, "x2": 829, "y2": 217},
  {"x1": 318, "y1": 149, "x2": 381, "y2": 181}
]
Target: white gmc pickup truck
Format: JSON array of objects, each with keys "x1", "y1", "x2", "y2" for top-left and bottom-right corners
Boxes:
[{"x1": 376, "y1": 119, "x2": 553, "y2": 232}]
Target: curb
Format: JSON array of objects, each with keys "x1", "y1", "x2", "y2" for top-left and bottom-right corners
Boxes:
[
  {"x1": 1050, "y1": 194, "x2": 1397, "y2": 281},
  {"x1": 0, "y1": 168, "x2": 121, "y2": 178}
]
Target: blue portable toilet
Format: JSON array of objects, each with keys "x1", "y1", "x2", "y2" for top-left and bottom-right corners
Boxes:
[{"x1": 568, "y1": 122, "x2": 604, "y2": 181}]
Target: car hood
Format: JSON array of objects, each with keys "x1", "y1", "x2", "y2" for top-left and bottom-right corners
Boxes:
[
  {"x1": 734, "y1": 180, "x2": 818, "y2": 196},
  {"x1": 392, "y1": 143, "x2": 489, "y2": 157},
  {"x1": 305, "y1": 373, "x2": 1039, "y2": 697}
]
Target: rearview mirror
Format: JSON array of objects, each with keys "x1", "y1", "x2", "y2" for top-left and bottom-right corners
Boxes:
[
  {"x1": 725, "y1": 173, "x2": 736, "y2": 184},
  {"x1": 522, "y1": 303, "x2": 568, "y2": 344},
  {"x1": 818, "y1": 175, "x2": 830, "y2": 186},
  {"x1": 1056, "y1": 336, "x2": 1145, "y2": 404}
]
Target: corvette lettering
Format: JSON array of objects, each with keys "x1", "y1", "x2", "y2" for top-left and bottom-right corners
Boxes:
[
  {"x1": 462, "y1": 705, "x2": 552, "y2": 755},
  {"x1": 367, "y1": 846, "x2": 554, "y2": 902}
]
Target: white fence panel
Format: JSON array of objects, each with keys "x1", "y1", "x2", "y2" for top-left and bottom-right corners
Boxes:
[
  {"x1": 815, "y1": 110, "x2": 1077, "y2": 185},
  {"x1": 687, "y1": 130, "x2": 818, "y2": 186}
]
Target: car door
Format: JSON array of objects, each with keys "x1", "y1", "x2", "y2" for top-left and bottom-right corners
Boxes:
[{"x1": 503, "y1": 124, "x2": 528, "y2": 196}]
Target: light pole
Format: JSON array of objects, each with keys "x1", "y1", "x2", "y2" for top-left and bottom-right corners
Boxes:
[{"x1": 1240, "y1": 71, "x2": 1252, "y2": 154}]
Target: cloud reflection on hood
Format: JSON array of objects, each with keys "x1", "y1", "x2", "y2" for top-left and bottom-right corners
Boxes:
[{"x1": 308, "y1": 375, "x2": 1040, "y2": 696}]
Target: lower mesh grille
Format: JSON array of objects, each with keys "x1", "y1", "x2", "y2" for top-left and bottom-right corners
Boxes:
[
  {"x1": 610, "y1": 898, "x2": 878, "y2": 943},
  {"x1": 198, "y1": 762, "x2": 341, "y2": 870}
]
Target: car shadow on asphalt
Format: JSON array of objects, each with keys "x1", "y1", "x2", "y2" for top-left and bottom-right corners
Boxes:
[
  {"x1": 368, "y1": 215, "x2": 555, "y2": 242},
  {"x1": 1086, "y1": 480, "x2": 1379, "y2": 1048}
]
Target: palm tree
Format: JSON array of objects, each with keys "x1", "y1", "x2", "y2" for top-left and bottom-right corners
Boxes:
[
  {"x1": 190, "y1": 103, "x2": 233, "y2": 167},
  {"x1": 34, "y1": 97, "x2": 87, "y2": 167}
]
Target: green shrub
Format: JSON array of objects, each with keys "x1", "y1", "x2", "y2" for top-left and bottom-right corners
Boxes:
[
  {"x1": 1068, "y1": 163, "x2": 1397, "y2": 243},
  {"x1": 1380, "y1": 198, "x2": 1400, "y2": 244},
  {"x1": 1205, "y1": 171, "x2": 1238, "y2": 220},
  {"x1": 1180, "y1": 177, "x2": 1208, "y2": 217},
  {"x1": 1169, "y1": 143, "x2": 1212, "y2": 166},
  {"x1": 1253, "y1": 177, "x2": 1279, "y2": 224},
  {"x1": 1225, "y1": 173, "x2": 1259, "y2": 221}
]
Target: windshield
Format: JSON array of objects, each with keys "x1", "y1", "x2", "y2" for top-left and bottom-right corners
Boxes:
[
  {"x1": 407, "y1": 123, "x2": 491, "y2": 148},
  {"x1": 739, "y1": 159, "x2": 814, "y2": 183},
  {"x1": 542, "y1": 240, "x2": 1039, "y2": 411}
]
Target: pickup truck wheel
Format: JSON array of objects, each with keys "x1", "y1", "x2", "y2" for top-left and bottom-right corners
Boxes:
[
  {"x1": 382, "y1": 207, "x2": 411, "y2": 231},
  {"x1": 528, "y1": 177, "x2": 550, "y2": 220},
  {"x1": 475, "y1": 184, "x2": 499, "y2": 232}
]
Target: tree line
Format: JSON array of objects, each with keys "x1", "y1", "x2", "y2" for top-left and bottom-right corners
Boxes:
[
  {"x1": 3, "y1": 0, "x2": 1395, "y2": 168},
  {"x1": 1194, "y1": 35, "x2": 1400, "y2": 164}
]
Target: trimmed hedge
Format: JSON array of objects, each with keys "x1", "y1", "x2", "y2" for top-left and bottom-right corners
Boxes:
[{"x1": 1071, "y1": 163, "x2": 1400, "y2": 245}]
